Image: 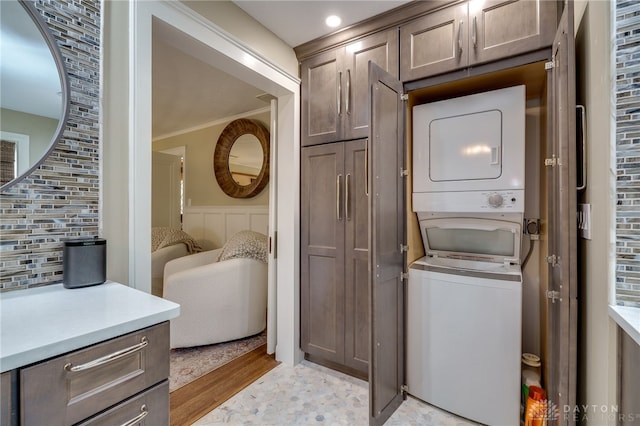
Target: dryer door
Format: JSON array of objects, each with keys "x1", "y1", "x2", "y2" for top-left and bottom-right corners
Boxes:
[{"x1": 429, "y1": 110, "x2": 502, "y2": 182}]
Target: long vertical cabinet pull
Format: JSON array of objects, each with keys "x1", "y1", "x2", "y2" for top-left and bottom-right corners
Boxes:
[
  {"x1": 337, "y1": 72, "x2": 343, "y2": 116},
  {"x1": 365, "y1": 139, "x2": 369, "y2": 196},
  {"x1": 472, "y1": 16, "x2": 477, "y2": 48},
  {"x1": 346, "y1": 69, "x2": 351, "y2": 115},
  {"x1": 345, "y1": 174, "x2": 351, "y2": 220},
  {"x1": 576, "y1": 105, "x2": 587, "y2": 191},
  {"x1": 458, "y1": 20, "x2": 464, "y2": 55},
  {"x1": 337, "y1": 174, "x2": 343, "y2": 220}
]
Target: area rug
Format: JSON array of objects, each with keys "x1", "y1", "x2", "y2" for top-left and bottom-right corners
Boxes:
[{"x1": 169, "y1": 331, "x2": 267, "y2": 392}]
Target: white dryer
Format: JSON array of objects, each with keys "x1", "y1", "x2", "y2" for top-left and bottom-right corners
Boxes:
[{"x1": 407, "y1": 216, "x2": 523, "y2": 426}]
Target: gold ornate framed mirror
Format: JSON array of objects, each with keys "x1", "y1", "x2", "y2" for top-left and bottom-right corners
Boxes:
[{"x1": 214, "y1": 118, "x2": 270, "y2": 198}]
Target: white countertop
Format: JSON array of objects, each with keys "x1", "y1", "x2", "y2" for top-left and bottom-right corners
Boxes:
[
  {"x1": 609, "y1": 305, "x2": 640, "y2": 347},
  {"x1": 0, "y1": 281, "x2": 180, "y2": 372}
]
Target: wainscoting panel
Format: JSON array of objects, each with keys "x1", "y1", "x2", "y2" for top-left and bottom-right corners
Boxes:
[{"x1": 183, "y1": 206, "x2": 269, "y2": 250}]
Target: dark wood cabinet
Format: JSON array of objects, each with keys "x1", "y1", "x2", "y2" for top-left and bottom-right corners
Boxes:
[
  {"x1": 301, "y1": 49, "x2": 344, "y2": 146},
  {"x1": 400, "y1": 0, "x2": 557, "y2": 81},
  {"x1": 20, "y1": 322, "x2": 170, "y2": 426},
  {"x1": 301, "y1": 139, "x2": 369, "y2": 375},
  {"x1": 1, "y1": 371, "x2": 16, "y2": 426},
  {"x1": 301, "y1": 29, "x2": 398, "y2": 146},
  {"x1": 469, "y1": 0, "x2": 557, "y2": 66},
  {"x1": 400, "y1": 3, "x2": 467, "y2": 82}
]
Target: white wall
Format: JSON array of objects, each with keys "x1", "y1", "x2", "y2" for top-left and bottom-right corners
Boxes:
[{"x1": 575, "y1": 1, "x2": 618, "y2": 423}]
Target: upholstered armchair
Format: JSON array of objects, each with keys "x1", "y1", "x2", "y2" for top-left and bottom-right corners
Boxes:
[
  {"x1": 151, "y1": 227, "x2": 203, "y2": 297},
  {"x1": 163, "y1": 231, "x2": 268, "y2": 348}
]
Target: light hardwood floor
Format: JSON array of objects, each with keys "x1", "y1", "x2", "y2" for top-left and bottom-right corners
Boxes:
[{"x1": 170, "y1": 344, "x2": 279, "y2": 426}]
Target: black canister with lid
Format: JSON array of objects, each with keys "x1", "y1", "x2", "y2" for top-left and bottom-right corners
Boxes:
[{"x1": 63, "y1": 237, "x2": 106, "y2": 288}]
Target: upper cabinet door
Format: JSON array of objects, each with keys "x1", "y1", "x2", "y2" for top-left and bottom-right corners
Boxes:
[
  {"x1": 400, "y1": 3, "x2": 467, "y2": 82},
  {"x1": 301, "y1": 48, "x2": 345, "y2": 146},
  {"x1": 368, "y1": 62, "x2": 406, "y2": 426},
  {"x1": 469, "y1": 0, "x2": 557, "y2": 65},
  {"x1": 344, "y1": 29, "x2": 399, "y2": 140},
  {"x1": 545, "y1": 0, "x2": 577, "y2": 419}
]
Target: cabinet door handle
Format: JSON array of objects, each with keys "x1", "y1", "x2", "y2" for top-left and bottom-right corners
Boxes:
[
  {"x1": 337, "y1": 71, "x2": 342, "y2": 116},
  {"x1": 458, "y1": 20, "x2": 463, "y2": 55},
  {"x1": 64, "y1": 337, "x2": 148, "y2": 372},
  {"x1": 120, "y1": 404, "x2": 148, "y2": 426},
  {"x1": 336, "y1": 174, "x2": 343, "y2": 220},
  {"x1": 346, "y1": 69, "x2": 351, "y2": 115},
  {"x1": 345, "y1": 173, "x2": 351, "y2": 220},
  {"x1": 365, "y1": 139, "x2": 369, "y2": 196},
  {"x1": 472, "y1": 16, "x2": 477, "y2": 48},
  {"x1": 576, "y1": 105, "x2": 587, "y2": 191}
]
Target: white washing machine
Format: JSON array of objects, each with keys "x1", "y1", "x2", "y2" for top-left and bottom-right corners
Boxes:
[{"x1": 407, "y1": 217, "x2": 523, "y2": 426}]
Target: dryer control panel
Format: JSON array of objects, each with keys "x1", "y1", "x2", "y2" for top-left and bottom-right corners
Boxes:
[
  {"x1": 413, "y1": 190, "x2": 524, "y2": 213},
  {"x1": 484, "y1": 191, "x2": 520, "y2": 209}
]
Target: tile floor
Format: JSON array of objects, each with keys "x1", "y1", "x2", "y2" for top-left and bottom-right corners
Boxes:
[{"x1": 194, "y1": 360, "x2": 478, "y2": 425}]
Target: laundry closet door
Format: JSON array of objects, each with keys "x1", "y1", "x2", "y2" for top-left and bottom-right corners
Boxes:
[
  {"x1": 368, "y1": 62, "x2": 406, "y2": 426},
  {"x1": 300, "y1": 143, "x2": 346, "y2": 364},
  {"x1": 545, "y1": 0, "x2": 577, "y2": 420}
]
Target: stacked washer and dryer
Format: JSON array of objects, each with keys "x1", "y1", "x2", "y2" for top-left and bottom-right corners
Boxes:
[{"x1": 407, "y1": 85, "x2": 526, "y2": 425}]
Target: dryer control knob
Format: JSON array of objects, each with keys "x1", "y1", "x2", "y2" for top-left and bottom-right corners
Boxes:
[{"x1": 488, "y1": 193, "x2": 504, "y2": 208}]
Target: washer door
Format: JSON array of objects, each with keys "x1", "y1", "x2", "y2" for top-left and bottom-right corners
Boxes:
[{"x1": 419, "y1": 217, "x2": 522, "y2": 263}]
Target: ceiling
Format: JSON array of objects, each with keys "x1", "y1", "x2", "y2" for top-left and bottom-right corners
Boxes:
[
  {"x1": 152, "y1": 1, "x2": 410, "y2": 139},
  {"x1": 232, "y1": 1, "x2": 411, "y2": 47}
]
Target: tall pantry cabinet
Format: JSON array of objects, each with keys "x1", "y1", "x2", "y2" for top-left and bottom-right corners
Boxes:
[
  {"x1": 300, "y1": 28, "x2": 400, "y2": 378},
  {"x1": 298, "y1": 1, "x2": 576, "y2": 424},
  {"x1": 300, "y1": 140, "x2": 369, "y2": 375}
]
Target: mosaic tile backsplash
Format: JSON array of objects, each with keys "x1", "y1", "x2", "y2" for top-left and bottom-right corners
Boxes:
[
  {"x1": 0, "y1": 0, "x2": 100, "y2": 290},
  {"x1": 616, "y1": 0, "x2": 640, "y2": 307}
]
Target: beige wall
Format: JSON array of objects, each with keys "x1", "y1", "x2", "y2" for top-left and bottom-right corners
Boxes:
[
  {"x1": 102, "y1": 0, "x2": 130, "y2": 285},
  {"x1": 181, "y1": 1, "x2": 298, "y2": 75},
  {"x1": 575, "y1": 1, "x2": 618, "y2": 423},
  {"x1": 0, "y1": 108, "x2": 58, "y2": 164},
  {"x1": 152, "y1": 110, "x2": 270, "y2": 207}
]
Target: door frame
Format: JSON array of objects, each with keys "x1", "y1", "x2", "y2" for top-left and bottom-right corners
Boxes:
[{"x1": 128, "y1": 1, "x2": 302, "y2": 365}]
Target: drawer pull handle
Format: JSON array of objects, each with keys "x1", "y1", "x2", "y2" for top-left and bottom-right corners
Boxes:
[
  {"x1": 120, "y1": 404, "x2": 148, "y2": 426},
  {"x1": 64, "y1": 337, "x2": 148, "y2": 372}
]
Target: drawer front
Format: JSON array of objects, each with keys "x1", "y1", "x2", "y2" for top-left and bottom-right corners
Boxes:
[
  {"x1": 77, "y1": 381, "x2": 168, "y2": 426},
  {"x1": 21, "y1": 322, "x2": 169, "y2": 426}
]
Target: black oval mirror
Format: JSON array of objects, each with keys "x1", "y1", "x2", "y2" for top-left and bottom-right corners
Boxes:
[{"x1": 0, "y1": 0, "x2": 70, "y2": 191}]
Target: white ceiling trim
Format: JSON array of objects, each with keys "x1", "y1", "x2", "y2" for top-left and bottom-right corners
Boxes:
[{"x1": 152, "y1": 105, "x2": 271, "y2": 142}]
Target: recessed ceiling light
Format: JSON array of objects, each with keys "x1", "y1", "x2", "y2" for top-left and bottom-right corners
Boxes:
[{"x1": 325, "y1": 15, "x2": 341, "y2": 28}]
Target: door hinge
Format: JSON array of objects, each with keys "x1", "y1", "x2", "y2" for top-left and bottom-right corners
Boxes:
[
  {"x1": 401, "y1": 384, "x2": 409, "y2": 395},
  {"x1": 400, "y1": 244, "x2": 409, "y2": 253},
  {"x1": 401, "y1": 272, "x2": 409, "y2": 281},
  {"x1": 400, "y1": 168, "x2": 408, "y2": 177},
  {"x1": 400, "y1": 93, "x2": 409, "y2": 101},
  {"x1": 544, "y1": 156, "x2": 560, "y2": 167},
  {"x1": 545, "y1": 254, "x2": 558, "y2": 267},
  {"x1": 545, "y1": 60, "x2": 555, "y2": 70},
  {"x1": 546, "y1": 290, "x2": 561, "y2": 303}
]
